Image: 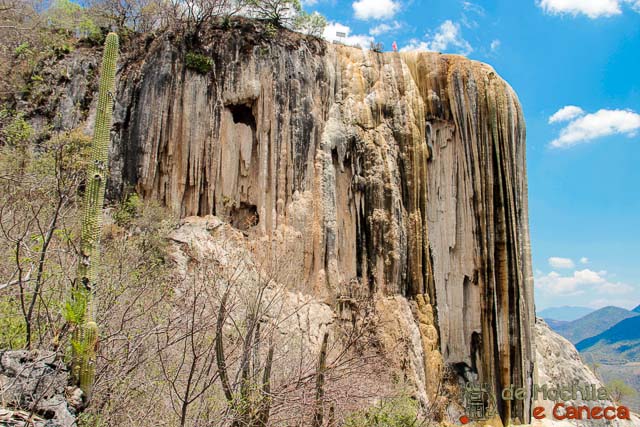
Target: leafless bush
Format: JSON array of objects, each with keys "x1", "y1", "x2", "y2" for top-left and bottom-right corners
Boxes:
[
  {"x1": 0, "y1": 130, "x2": 417, "y2": 426},
  {"x1": 163, "y1": 0, "x2": 248, "y2": 34}
]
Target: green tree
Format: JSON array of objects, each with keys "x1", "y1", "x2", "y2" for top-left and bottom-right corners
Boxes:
[
  {"x1": 343, "y1": 397, "x2": 422, "y2": 427},
  {"x1": 164, "y1": 0, "x2": 248, "y2": 34},
  {"x1": 88, "y1": 0, "x2": 165, "y2": 32},
  {"x1": 0, "y1": 109, "x2": 34, "y2": 146},
  {"x1": 0, "y1": 126, "x2": 91, "y2": 350},
  {"x1": 46, "y1": 0, "x2": 101, "y2": 39},
  {"x1": 294, "y1": 10, "x2": 326, "y2": 37},
  {"x1": 607, "y1": 379, "x2": 637, "y2": 403},
  {"x1": 248, "y1": 0, "x2": 301, "y2": 28}
]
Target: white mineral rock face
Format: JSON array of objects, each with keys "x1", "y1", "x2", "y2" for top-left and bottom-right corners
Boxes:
[
  {"x1": 109, "y1": 30, "x2": 534, "y2": 423},
  {"x1": 169, "y1": 215, "x2": 337, "y2": 355},
  {"x1": 43, "y1": 21, "x2": 535, "y2": 423},
  {"x1": 533, "y1": 319, "x2": 640, "y2": 427}
]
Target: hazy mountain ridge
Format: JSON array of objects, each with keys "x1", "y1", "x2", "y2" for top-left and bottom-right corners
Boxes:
[
  {"x1": 545, "y1": 306, "x2": 639, "y2": 344},
  {"x1": 577, "y1": 316, "x2": 640, "y2": 363},
  {"x1": 538, "y1": 305, "x2": 594, "y2": 321},
  {"x1": 545, "y1": 305, "x2": 640, "y2": 409},
  {"x1": 544, "y1": 318, "x2": 569, "y2": 331}
]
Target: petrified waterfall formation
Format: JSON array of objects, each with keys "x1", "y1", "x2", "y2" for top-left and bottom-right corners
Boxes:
[{"x1": 110, "y1": 26, "x2": 535, "y2": 423}]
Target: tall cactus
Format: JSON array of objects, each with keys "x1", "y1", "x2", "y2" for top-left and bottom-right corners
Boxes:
[
  {"x1": 312, "y1": 332, "x2": 329, "y2": 427},
  {"x1": 70, "y1": 32, "x2": 119, "y2": 402}
]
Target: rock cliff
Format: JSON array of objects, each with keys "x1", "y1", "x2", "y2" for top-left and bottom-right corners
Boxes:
[{"x1": 36, "y1": 20, "x2": 535, "y2": 424}]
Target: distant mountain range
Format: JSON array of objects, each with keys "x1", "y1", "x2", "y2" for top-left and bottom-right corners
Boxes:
[
  {"x1": 537, "y1": 306, "x2": 594, "y2": 321},
  {"x1": 542, "y1": 304, "x2": 640, "y2": 410},
  {"x1": 542, "y1": 305, "x2": 640, "y2": 363},
  {"x1": 544, "y1": 318, "x2": 569, "y2": 331},
  {"x1": 545, "y1": 306, "x2": 639, "y2": 344},
  {"x1": 576, "y1": 316, "x2": 640, "y2": 363}
]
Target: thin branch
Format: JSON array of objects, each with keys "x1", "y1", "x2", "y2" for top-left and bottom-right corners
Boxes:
[{"x1": 0, "y1": 267, "x2": 32, "y2": 291}]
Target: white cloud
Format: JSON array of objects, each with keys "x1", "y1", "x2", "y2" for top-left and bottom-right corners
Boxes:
[
  {"x1": 461, "y1": 1, "x2": 485, "y2": 28},
  {"x1": 548, "y1": 257, "x2": 575, "y2": 269},
  {"x1": 588, "y1": 298, "x2": 638, "y2": 309},
  {"x1": 599, "y1": 281, "x2": 634, "y2": 294},
  {"x1": 400, "y1": 20, "x2": 472, "y2": 56},
  {"x1": 353, "y1": 0, "x2": 400, "y2": 20},
  {"x1": 626, "y1": 0, "x2": 640, "y2": 12},
  {"x1": 548, "y1": 105, "x2": 585, "y2": 123},
  {"x1": 550, "y1": 108, "x2": 640, "y2": 148},
  {"x1": 323, "y1": 22, "x2": 374, "y2": 48},
  {"x1": 580, "y1": 257, "x2": 590, "y2": 264},
  {"x1": 536, "y1": 268, "x2": 634, "y2": 296},
  {"x1": 536, "y1": 269, "x2": 605, "y2": 295},
  {"x1": 538, "y1": 0, "x2": 622, "y2": 18},
  {"x1": 462, "y1": 1, "x2": 486, "y2": 15},
  {"x1": 490, "y1": 39, "x2": 501, "y2": 52},
  {"x1": 536, "y1": 270, "x2": 599, "y2": 295},
  {"x1": 400, "y1": 39, "x2": 430, "y2": 52},
  {"x1": 538, "y1": 0, "x2": 640, "y2": 18},
  {"x1": 369, "y1": 21, "x2": 402, "y2": 36}
]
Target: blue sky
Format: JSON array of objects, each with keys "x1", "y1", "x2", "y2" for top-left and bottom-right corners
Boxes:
[{"x1": 306, "y1": 0, "x2": 640, "y2": 310}]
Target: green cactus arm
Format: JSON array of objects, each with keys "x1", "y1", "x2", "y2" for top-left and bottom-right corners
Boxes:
[
  {"x1": 71, "y1": 32, "x2": 119, "y2": 403},
  {"x1": 77, "y1": 32, "x2": 119, "y2": 301}
]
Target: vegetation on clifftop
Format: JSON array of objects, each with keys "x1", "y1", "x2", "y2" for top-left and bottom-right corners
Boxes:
[{"x1": 0, "y1": 0, "x2": 327, "y2": 111}]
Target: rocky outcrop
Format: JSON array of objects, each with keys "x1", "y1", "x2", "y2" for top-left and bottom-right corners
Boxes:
[
  {"x1": 168, "y1": 215, "x2": 337, "y2": 355},
  {"x1": 26, "y1": 19, "x2": 535, "y2": 424},
  {"x1": 533, "y1": 319, "x2": 640, "y2": 427},
  {"x1": 0, "y1": 350, "x2": 80, "y2": 427}
]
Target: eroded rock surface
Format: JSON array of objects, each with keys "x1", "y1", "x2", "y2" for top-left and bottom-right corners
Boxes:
[{"x1": 0, "y1": 350, "x2": 79, "y2": 427}]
